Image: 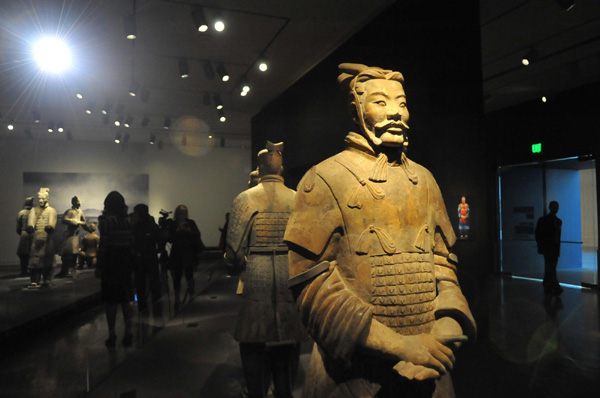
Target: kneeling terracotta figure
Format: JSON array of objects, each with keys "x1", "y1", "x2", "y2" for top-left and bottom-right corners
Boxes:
[{"x1": 284, "y1": 64, "x2": 476, "y2": 398}]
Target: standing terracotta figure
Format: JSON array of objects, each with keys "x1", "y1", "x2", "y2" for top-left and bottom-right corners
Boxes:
[
  {"x1": 57, "y1": 196, "x2": 89, "y2": 278},
  {"x1": 26, "y1": 188, "x2": 57, "y2": 288},
  {"x1": 16, "y1": 197, "x2": 34, "y2": 276},
  {"x1": 457, "y1": 196, "x2": 470, "y2": 239},
  {"x1": 284, "y1": 64, "x2": 476, "y2": 397},
  {"x1": 79, "y1": 222, "x2": 100, "y2": 269},
  {"x1": 225, "y1": 141, "x2": 305, "y2": 398}
]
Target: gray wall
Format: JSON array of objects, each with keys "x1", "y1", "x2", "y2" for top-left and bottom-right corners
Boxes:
[{"x1": 0, "y1": 137, "x2": 251, "y2": 265}]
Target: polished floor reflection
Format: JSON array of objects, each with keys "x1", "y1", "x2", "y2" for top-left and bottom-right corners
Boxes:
[{"x1": 0, "y1": 267, "x2": 598, "y2": 397}]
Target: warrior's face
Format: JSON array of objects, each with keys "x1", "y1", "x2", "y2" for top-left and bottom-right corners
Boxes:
[
  {"x1": 461, "y1": 196, "x2": 466, "y2": 204},
  {"x1": 38, "y1": 193, "x2": 49, "y2": 208},
  {"x1": 359, "y1": 79, "x2": 410, "y2": 147},
  {"x1": 72, "y1": 196, "x2": 81, "y2": 209}
]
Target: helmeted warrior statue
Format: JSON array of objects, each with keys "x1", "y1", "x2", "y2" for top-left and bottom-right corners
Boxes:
[
  {"x1": 26, "y1": 187, "x2": 57, "y2": 288},
  {"x1": 225, "y1": 141, "x2": 305, "y2": 398},
  {"x1": 16, "y1": 197, "x2": 34, "y2": 276},
  {"x1": 57, "y1": 196, "x2": 89, "y2": 278},
  {"x1": 284, "y1": 64, "x2": 476, "y2": 398},
  {"x1": 79, "y1": 222, "x2": 100, "y2": 269}
]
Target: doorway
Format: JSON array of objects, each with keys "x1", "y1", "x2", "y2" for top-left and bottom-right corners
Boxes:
[{"x1": 498, "y1": 156, "x2": 598, "y2": 288}]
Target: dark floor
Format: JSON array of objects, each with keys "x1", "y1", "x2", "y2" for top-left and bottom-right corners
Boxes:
[{"x1": 0, "y1": 264, "x2": 598, "y2": 398}]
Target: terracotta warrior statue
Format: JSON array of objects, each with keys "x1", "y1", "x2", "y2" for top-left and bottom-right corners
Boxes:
[
  {"x1": 79, "y1": 222, "x2": 100, "y2": 269},
  {"x1": 57, "y1": 196, "x2": 89, "y2": 278},
  {"x1": 16, "y1": 197, "x2": 34, "y2": 276},
  {"x1": 26, "y1": 187, "x2": 57, "y2": 288},
  {"x1": 225, "y1": 141, "x2": 305, "y2": 398},
  {"x1": 284, "y1": 64, "x2": 476, "y2": 397}
]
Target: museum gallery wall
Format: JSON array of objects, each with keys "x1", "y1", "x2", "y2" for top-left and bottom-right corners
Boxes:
[
  {"x1": 0, "y1": 138, "x2": 251, "y2": 265},
  {"x1": 252, "y1": 0, "x2": 494, "y2": 308}
]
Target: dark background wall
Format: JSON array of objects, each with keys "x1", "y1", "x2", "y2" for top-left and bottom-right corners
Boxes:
[{"x1": 252, "y1": 0, "x2": 491, "y2": 317}]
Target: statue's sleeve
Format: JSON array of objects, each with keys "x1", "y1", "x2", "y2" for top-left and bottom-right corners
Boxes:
[
  {"x1": 224, "y1": 191, "x2": 255, "y2": 271},
  {"x1": 16, "y1": 212, "x2": 22, "y2": 235},
  {"x1": 63, "y1": 209, "x2": 78, "y2": 225},
  {"x1": 285, "y1": 170, "x2": 373, "y2": 365},
  {"x1": 429, "y1": 175, "x2": 476, "y2": 340},
  {"x1": 48, "y1": 208, "x2": 57, "y2": 229},
  {"x1": 27, "y1": 208, "x2": 36, "y2": 230}
]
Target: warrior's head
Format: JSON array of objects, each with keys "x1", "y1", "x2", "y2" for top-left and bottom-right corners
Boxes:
[
  {"x1": 89, "y1": 222, "x2": 97, "y2": 232},
  {"x1": 248, "y1": 168, "x2": 260, "y2": 188},
  {"x1": 24, "y1": 197, "x2": 34, "y2": 209},
  {"x1": 37, "y1": 188, "x2": 50, "y2": 208},
  {"x1": 257, "y1": 141, "x2": 284, "y2": 177},
  {"x1": 338, "y1": 63, "x2": 410, "y2": 149},
  {"x1": 71, "y1": 196, "x2": 81, "y2": 209}
]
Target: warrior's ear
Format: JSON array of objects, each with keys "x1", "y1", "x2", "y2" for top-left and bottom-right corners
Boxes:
[{"x1": 349, "y1": 101, "x2": 359, "y2": 124}]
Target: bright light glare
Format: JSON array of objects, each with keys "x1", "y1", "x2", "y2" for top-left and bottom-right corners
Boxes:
[
  {"x1": 214, "y1": 21, "x2": 225, "y2": 32},
  {"x1": 222, "y1": 75, "x2": 229, "y2": 82},
  {"x1": 542, "y1": 96, "x2": 547, "y2": 103},
  {"x1": 220, "y1": 116, "x2": 226, "y2": 122},
  {"x1": 521, "y1": 58, "x2": 529, "y2": 66},
  {"x1": 7, "y1": 124, "x2": 14, "y2": 131},
  {"x1": 33, "y1": 37, "x2": 72, "y2": 73},
  {"x1": 259, "y1": 62, "x2": 268, "y2": 72},
  {"x1": 198, "y1": 24, "x2": 208, "y2": 32}
]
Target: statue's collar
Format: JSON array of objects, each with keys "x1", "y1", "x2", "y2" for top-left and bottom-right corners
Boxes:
[{"x1": 259, "y1": 174, "x2": 284, "y2": 184}]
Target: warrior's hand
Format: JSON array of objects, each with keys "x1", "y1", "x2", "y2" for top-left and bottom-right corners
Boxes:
[
  {"x1": 393, "y1": 334, "x2": 464, "y2": 379},
  {"x1": 44, "y1": 226, "x2": 54, "y2": 233},
  {"x1": 26, "y1": 226, "x2": 34, "y2": 234}
]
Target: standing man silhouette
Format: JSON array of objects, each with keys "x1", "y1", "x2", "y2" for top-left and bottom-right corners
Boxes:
[{"x1": 535, "y1": 201, "x2": 563, "y2": 295}]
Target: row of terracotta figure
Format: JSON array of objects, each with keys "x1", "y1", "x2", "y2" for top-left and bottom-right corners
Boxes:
[{"x1": 222, "y1": 63, "x2": 476, "y2": 398}]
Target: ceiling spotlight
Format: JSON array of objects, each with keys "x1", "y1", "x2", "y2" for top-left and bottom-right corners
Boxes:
[
  {"x1": 128, "y1": 81, "x2": 139, "y2": 96},
  {"x1": 124, "y1": 14, "x2": 136, "y2": 40},
  {"x1": 522, "y1": 48, "x2": 539, "y2": 66},
  {"x1": 214, "y1": 94, "x2": 223, "y2": 110},
  {"x1": 542, "y1": 96, "x2": 547, "y2": 103},
  {"x1": 115, "y1": 103, "x2": 125, "y2": 115},
  {"x1": 115, "y1": 133, "x2": 122, "y2": 144},
  {"x1": 149, "y1": 134, "x2": 156, "y2": 145},
  {"x1": 208, "y1": 134, "x2": 213, "y2": 139},
  {"x1": 47, "y1": 121, "x2": 54, "y2": 133},
  {"x1": 258, "y1": 57, "x2": 268, "y2": 72},
  {"x1": 218, "y1": 109, "x2": 226, "y2": 123},
  {"x1": 213, "y1": 12, "x2": 225, "y2": 32},
  {"x1": 163, "y1": 117, "x2": 171, "y2": 129},
  {"x1": 114, "y1": 116, "x2": 122, "y2": 127},
  {"x1": 76, "y1": 93, "x2": 83, "y2": 99},
  {"x1": 85, "y1": 101, "x2": 95, "y2": 114},
  {"x1": 102, "y1": 102, "x2": 112, "y2": 115},
  {"x1": 216, "y1": 64, "x2": 229, "y2": 82},
  {"x1": 179, "y1": 58, "x2": 189, "y2": 78},
  {"x1": 7, "y1": 122, "x2": 14, "y2": 131},
  {"x1": 33, "y1": 37, "x2": 72, "y2": 73},
  {"x1": 124, "y1": 115, "x2": 133, "y2": 128},
  {"x1": 102, "y1": 114, "x2": 110, "y2": 125},
  {"x1": 203, "y1": 93, "x2": 211, "y2": 106},
  {"x1": 32, "y1": 109, "x2": 41, "y2": 123},
  {"x1": 555, "y1": 0, "x2": 575, "y2": 11},
  {"x1": 240, "y1": 79, "x2": 250, "y2": 96},
  {"x1": 192, "y1": 8, "x2": 209, "y2": 32},
  {"x1": 57, "y1": 121, "x2": 64, "y2": 133},
  {"x1": 141, "y1": 116, "x2": 150, "y2": 127},
  {"x1": 203, "y1": 61, "x2": 214, "y2": 80}
]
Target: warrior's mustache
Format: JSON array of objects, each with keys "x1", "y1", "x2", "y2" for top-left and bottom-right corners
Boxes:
[{"x1": 374, "y1": 120, "x2": 410, "y2": 131}]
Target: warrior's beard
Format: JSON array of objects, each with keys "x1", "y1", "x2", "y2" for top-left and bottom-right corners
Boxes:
[{"x1": 362, "y1": 119, "x2": 410, "y2": 150}]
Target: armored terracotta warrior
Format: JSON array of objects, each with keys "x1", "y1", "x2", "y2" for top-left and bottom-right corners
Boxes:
[
  {"x1": 57, "y1": 196, "x2": 89, "y2": 278},
  {"x1": 26, "y1": 188, "x2": 57, "y2": 288},
  {"x1": 225, "y1": 141, "x2": 305, "y2": 398},
  {"x1": 235, "y1": 167, "x2": 261, "y2": 296},
  {"x1": 284, "y1": 64, "x2": 476, "y2": 398},
  {"x1": 79, "y1": 222, "x2": 100, "y2": 269},
  {"x1": 16, "y1": 197, "x2": 34, "y2": 276}
]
